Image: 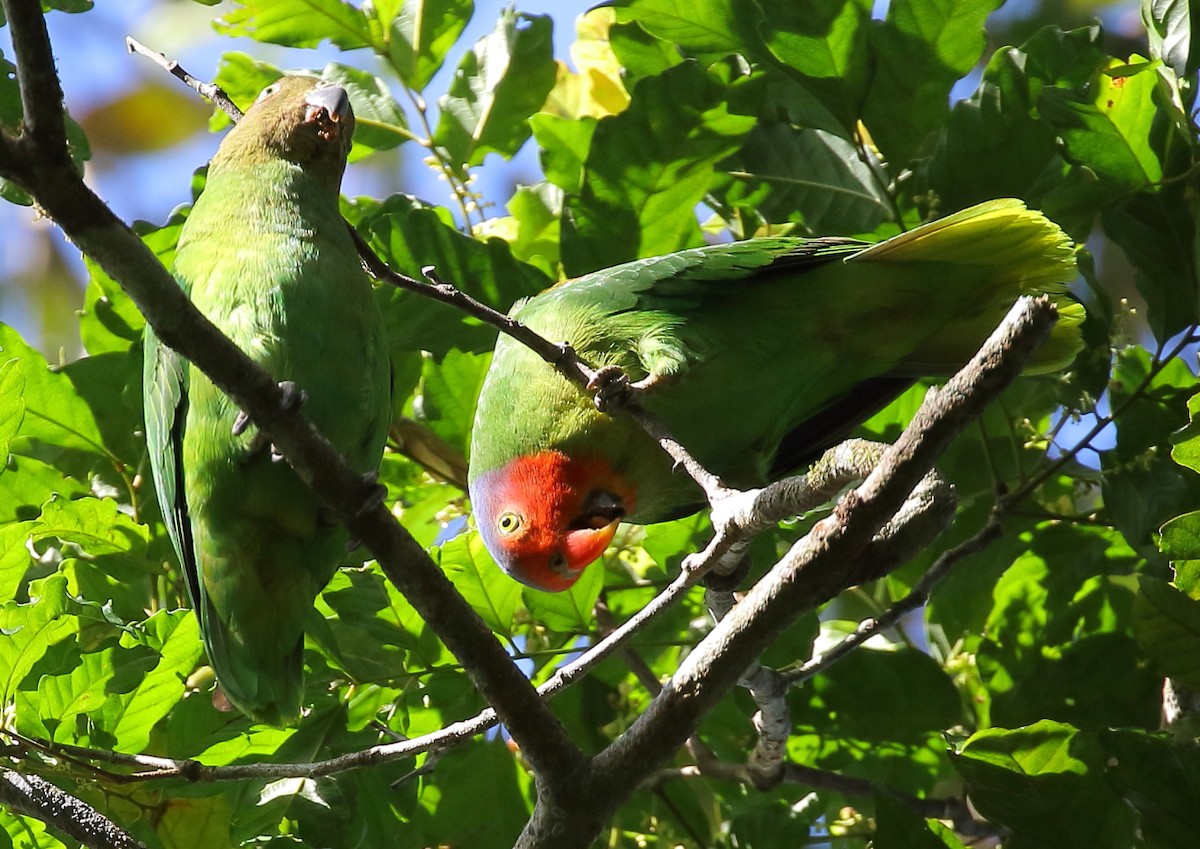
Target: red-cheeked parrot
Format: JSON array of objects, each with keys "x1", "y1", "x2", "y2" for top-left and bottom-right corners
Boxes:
[
  {"x1": 468, "y1": 200, "x2": 1083, "y2": 592},
  {"x1": 143, "y1": 77, "x2": 392, "y2": 725}
]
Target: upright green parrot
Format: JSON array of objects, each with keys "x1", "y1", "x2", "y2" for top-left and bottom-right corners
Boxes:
[
  {"x1": 468, "y1": 200, "x2": 1083, "y2": 592},
  {"x1": 143, "y1": 76, "x2": 392, "y2": 725}
]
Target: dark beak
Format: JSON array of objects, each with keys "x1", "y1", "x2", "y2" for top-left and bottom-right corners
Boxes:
[
  {"x1": 570, "y1": 490, "x2": 626, "y2": 530},
  {"x1": 304, "y1": 84, "x2": 352, "y2": 141}
]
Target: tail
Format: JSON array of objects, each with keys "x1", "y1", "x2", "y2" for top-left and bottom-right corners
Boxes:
[
  {"x1": 856, "y1": 199, "x2": 1084, "y2": 374},
  {"x1": 199, "y1": 597, "x2": 304, "y2": 727}
]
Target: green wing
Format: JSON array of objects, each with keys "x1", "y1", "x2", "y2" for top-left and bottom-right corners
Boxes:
[{"x1": 142, "y1": 322, "x2": 201, "y2": 610}]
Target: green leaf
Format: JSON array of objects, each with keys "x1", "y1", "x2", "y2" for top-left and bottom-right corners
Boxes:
[
  {"x1": 793, "y1": 647, "x2": 962, "y2": 739},
  {"x1": 0, "y1": 807, "x2": 64, "y2": 849},
  {"x1": 974, "y1": 523, "x2": 1155, "y2": 729},
  {"x1": 1102, "y1": 189, "x2": 1200, "y2": 342},
  {"x1": 953, "y1": 721, "x2": 1136, "y2": 849},
  {"x1": 376, "y1": 0, "x2": 474, "y2": 91},
  {"x1": 0, "y1": 324, "x2": 109, "y2": 468},
  {"x1": 0, "y1": 359, "x2": 25, "y2": 463},
  {"x1": 522, "y1": 559, "x2": 602, "y2": 632},
  {"x1": 311, "y1": 569, "x2": 414, "y2": 685},
  {"x1": 30, "y1": 496, "x2": 149, "y2": 557},
  {"x1": 530, "y1": 113, "x2": 596, "y2": 195},
  {"x1": 863, "y1": 0, "x2": 1002, "y2": 165},
  {"x1": 561, "y1": 61, "x2": 754, "y2": 275},
  {"x1": 357, "y1": 194, "x2": 551, "y2": 357},
  {"x1": 422, "y1": 742, "x2": 531, "y2": 846},
  {"x1": 1040, "y1": 58, "x2": 1163, "y2": 193},
  {"x1": 1171, "y1": 390, "x2": 1200, "y2": 474},
  {"x1": 919, "y1": 25, "x2": 1105, "y2": 222},
  {"x1": 1144, "y1": 0, "x2": 1200, "y2": 78},
  {"x1": 215, "y1": 0, "x2": 372, "y2": 50},
  {"x1": 1102, "y1": 348, "x2": 1200, "y2": 559},
  {"x1": 873, "y1": 786, "x2": 967, "y2": 849},
  {"x1": 0, "y1": 456, "x2": 87, "y2": 526},
  {"x1": 433, "y1": 9, "x2": 556, "y2": 170},
  {"x1": 757, "y1": 0, "x2": 871, "y2": 132},
  {"x1": 0, "y1": 574, "x2": 77, "y2": 705},
  {"x1": 610, "y1": 0, "x2": 760, "y2": 63},
  {"x1": 722, "y1": 122, "x2": 890, "y2": 233},
  {"x1": 416, "y1": 348, "x2": 490, "y2": 458},
  {"x1": 318, "y1": 62, "x2": 410, "y2": 161},
  {"x1": 79, "y1": 214, "x2": 178, "y2": 356},
  {"x1": 103, "y1": 610, "x2": 202, "y2": 751},
  {"x1": 1134, "y1": 575, "x2": 1200, "y2": 688},
  {"x1": 0, "y1": 523, "x2": 33, "y2": 601},
  {"x1": 437, "y1": 532, "x2": 520, "y2": 636},
  {"x1": 1102, "y1": 728, "x2": 1200, "y2": 847}
]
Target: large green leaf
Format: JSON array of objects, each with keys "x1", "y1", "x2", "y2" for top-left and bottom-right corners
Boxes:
[
  {"x1": 0, "y1": 574, "x2": 77, "y2": 706},
  {"x1": 610, "y1": 0, "x2": 760, "y2": 63},
  {"x1": 0, "y1": 324, "x2": 109, "y2": 470},
  {"x1": 863, "y1": 0, "x2": 1002, "y2": 165},
  {"x1": 953, "y1": 721, "x2": 1136, "y2": 849},
  {"x1": 1040, "y1": 58, "x2": 1163, "y2": 194},
  {"x1": 0, "y1": 359, "x2": 25, "y2": 465},
  {"x1": 436, "y1": 532, "x2": 520, "y2": 637},
  {"x1": 721, "y1": 122, "x2": 890, "y2": 233},
  {"x1": 1134, "y1": 575, "x2": 1200, "y2": 688},
  {"x1": 215, "y1": 0, "x2": 373, "y2": 49},
  {"x1": 355, "y1": 194, "x2": 550, "y2": 357},
  {"x1": 1101, "y1": 728, "x2": 1200, "y2": 847},
  {"x1": 374, "y1": 0, "x2": 474, "y2": 91},
  {"x1": 561, "y1": 61, "x2": 754, "y2": 275},
  {"x1": 758, "y1": 0, "x2": 871, "y2": 132},
  {"x1": 919, "y1": 25, "x2": 1106, "y2": 225},
  {"x1": 433, "y1": 9, "x2": 556, "y2": 170}
]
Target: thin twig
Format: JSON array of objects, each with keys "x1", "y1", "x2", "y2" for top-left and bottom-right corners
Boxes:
[{"x1": 125, "y1": 37, "x2": 242, "y2": 122}]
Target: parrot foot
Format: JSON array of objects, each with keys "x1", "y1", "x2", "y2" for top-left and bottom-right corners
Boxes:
[
  {"x1": 233, "y1": 381, "x2": 308, "y2": 440},
  {"x1": 588, "y1": 366, "x2": 665, "y2": 412}
]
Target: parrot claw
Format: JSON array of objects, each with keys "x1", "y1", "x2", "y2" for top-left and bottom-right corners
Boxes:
[
  {"x1": 232, "y1": 382, "x2": 307, "y2": 438},
  {"x1": 232, "y1": 410, "x2": 252, "y2": 436},
  {"x1": 588, "y1": 366, "x2": 669, "y2": 413},
  {"x1": 588, "y1": 365, "x2": 638, "y2": 412}
]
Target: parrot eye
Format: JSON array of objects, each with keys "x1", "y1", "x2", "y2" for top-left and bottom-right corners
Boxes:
[
  {"x1": 256, "y1": 83, "x2": 282, "y2": 103},
  {"x1": 497, "y1": 512, "x2": 522, "y2": 535}
]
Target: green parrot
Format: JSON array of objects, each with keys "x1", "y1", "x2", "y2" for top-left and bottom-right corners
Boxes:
[
  {"x1": 143, "y1": 76, "x2": 392, "y2": 725},
  {"x1": 468, "y1": 200, "x2": 1083, "y2": 592}
]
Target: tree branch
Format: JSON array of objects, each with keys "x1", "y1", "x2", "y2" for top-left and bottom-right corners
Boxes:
[{"x1": 0, "y1": 770, "x2": 144, "y2": 849}]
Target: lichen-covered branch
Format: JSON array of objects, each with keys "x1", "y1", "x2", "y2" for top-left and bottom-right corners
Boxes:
[{"x1": 0, "y1": 770, "x2": 144, "y2": 849}]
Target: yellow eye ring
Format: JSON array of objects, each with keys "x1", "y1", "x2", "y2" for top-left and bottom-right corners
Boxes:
[{"x1": 497, "y1": 512, "x2": 522, "y2": 535}]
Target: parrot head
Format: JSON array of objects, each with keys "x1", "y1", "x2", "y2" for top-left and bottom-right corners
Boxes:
[
  {"x1": 470, "y1": 451, "x2": 634, "y2": 591},
  {"x1": 214, "y1": 76, "x2": 355, "y2": 191}
]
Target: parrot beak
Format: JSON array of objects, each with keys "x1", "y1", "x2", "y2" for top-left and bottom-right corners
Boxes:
[
  {"x1": 303, "y1": 84, "x2": 352, "y2": 142},
  {"x1": 561, "y1": 489, "x2": 625, "y2": 574},
  {"x1": 563, "y1": 517, "x2": 621, "y2": 575}
]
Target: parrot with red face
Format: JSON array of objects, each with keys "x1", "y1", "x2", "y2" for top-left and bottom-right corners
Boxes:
[
  {"x1": 468, "y1": 200, "x2": 1083, "y2": 591},
  {"x1": 143, "y1": 76, "x2": 392, "y2": 724}
]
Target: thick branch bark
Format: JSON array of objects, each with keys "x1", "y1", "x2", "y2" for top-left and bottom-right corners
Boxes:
[
  {"x1": 0, "y1": 770, "x2": 143, "y2": 849},
  {"x1": 0, "y1": 0, "x2": 583, "y2": 785}
]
